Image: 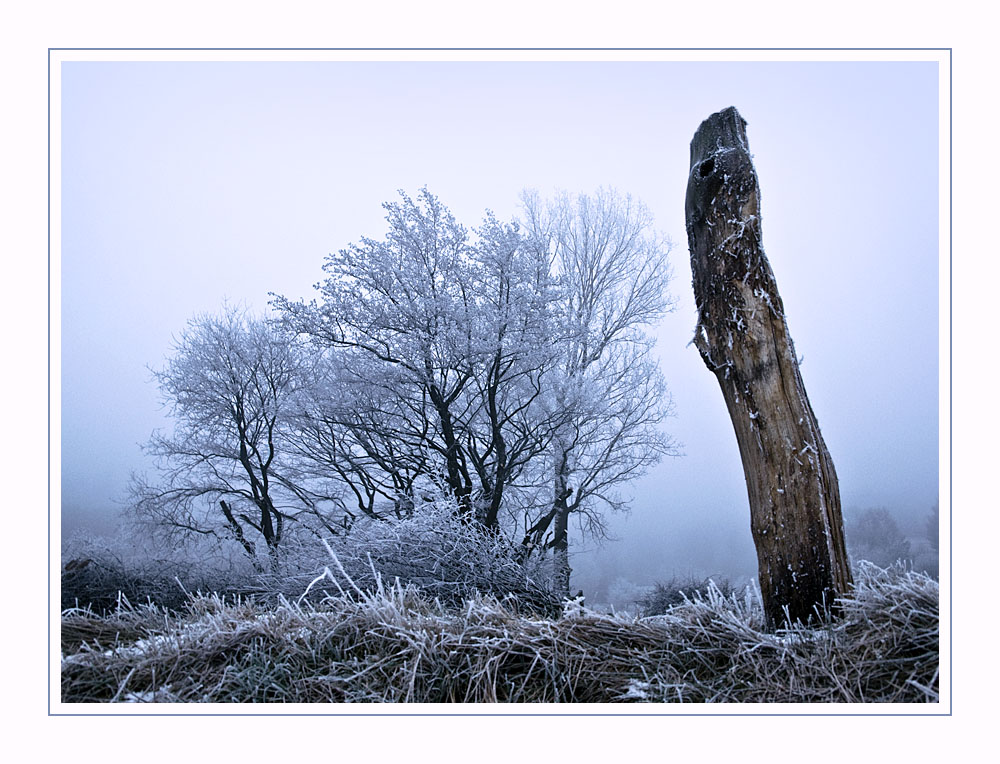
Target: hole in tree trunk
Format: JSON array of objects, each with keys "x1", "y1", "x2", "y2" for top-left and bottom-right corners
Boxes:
[{"x1": 699, "y1": 157, "x2": 715, "y2": 177}]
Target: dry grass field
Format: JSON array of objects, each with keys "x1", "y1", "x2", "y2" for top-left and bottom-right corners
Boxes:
[{"x1": 61, "y1": 562, "x2": 938, "y2": 704}]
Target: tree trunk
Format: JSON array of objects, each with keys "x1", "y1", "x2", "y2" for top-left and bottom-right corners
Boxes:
[
  {"x1": 551, "y1": 452, "x2": 572, "y2": 601},
  {"x1": 220, "y1": 500, "x2": 263, "y2": 572},
  {"x1": 684, "y1": 106, "x2": 853, "y2": 628},
  {"x1": 427, "y1": 384, "x2": 474, "y2": 517}
]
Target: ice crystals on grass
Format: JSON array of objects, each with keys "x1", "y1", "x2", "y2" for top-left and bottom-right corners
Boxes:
[{"x1": 622, "y1": 679, "x2": 651, "y2": 700}]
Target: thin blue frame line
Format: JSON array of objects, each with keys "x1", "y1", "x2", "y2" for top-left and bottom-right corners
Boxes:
[
  {"x1": 48, "y1": 46, "x2": 949, "y2": 51},
  {"x1": 48, "y1": 47, "x2": 951, "y2": 717},
  {"x1": 47, "y1": 47, "x2": 52, "y2": 717},
  {"x1": 52, "y1": 711, "x2": 949, "y2": 717},
  {"x1": 948, "y1": 48, "x2": 954, "y2": 717}
]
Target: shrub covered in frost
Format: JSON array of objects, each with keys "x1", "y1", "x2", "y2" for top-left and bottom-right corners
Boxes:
[
  {"x1": 247, "y1": 498, "x2": 560, "y2": 615},
  {"x1": 63, "y1": 498, "x2": 560, "y2": 616},
  {"x1": 846, "y1": 507, "x2": 912, "y2": 569},
  {"x1": 61, "y1": 532, "x2": 256, "y2": 614},
  {"x1": 637, "y1": 576, "x2": 741, "y2": 616}
]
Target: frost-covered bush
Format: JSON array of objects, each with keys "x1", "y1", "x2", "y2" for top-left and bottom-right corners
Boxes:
[
  {"x1": 637, "y1": 576, "x2": 741, "y2": 617},
  {"x1": 912, "y1": 504, "x2": 940, "y2": 579},
  {"x1": 260, "y1": 499, "x2": 560, "y2": 615},
  {"x1": 925, "y1": 504, "x2": 939, "y2": 551},
  {"x1": 61, "y1": 531, "x2": 256, "y2": 614},
  {"x1": 64, "y1": 498, "x2": 561, "y2": 615},
  {"x1": 846, "y1": 507, "x2": 912, "y2": 569}
]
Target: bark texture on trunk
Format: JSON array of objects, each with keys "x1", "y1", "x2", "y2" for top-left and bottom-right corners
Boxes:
[
  {"x1": 684, "y1": 107, "x2": 852, "y2": 628},
  {"x1": 551, "y1": 495, "x2": 571, "y2": 601},
  {"x1": 550, "y1": 448, "x2": 573, "y2": 601}
]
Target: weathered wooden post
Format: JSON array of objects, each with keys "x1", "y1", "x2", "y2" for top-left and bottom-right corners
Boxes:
[{"x1": 685, "y1": 107, "x2": 852, "y2": 627}]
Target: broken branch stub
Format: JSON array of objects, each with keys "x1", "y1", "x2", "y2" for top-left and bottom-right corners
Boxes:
[{"x1": 685, "y1": 106, "x2": 852, "y2": 628}]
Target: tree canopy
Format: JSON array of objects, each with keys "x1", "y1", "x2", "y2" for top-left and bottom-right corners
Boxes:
[{"x1": 132, "y1": 188, "x2": 677, "y2": 594}]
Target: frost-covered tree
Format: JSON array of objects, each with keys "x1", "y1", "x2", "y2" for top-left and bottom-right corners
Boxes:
[
  {"x1": 282, "y1": 348, "x2": 435, "y2": 525},
  {"x1": 277, "y1": 190, "x2": 480, "y2": 517},
  {"x1": 846, "y1": 507, "x2": 912, "y2": 569},
  {"x1": 273, "y1": 187, "x2": 678, "y2": 600},
  {"x1": 128, "y1": 306, "x2": 322, "y2": 570},
  {"x1": 461, "y1": 210, "x2": 566, "y2": 529},
  {"x1": 275, "y1": 189, "x2": 564, "y2": 529},
  {"x1": 129, "y1": 189, "x2": 679, "y2": 600},
  {"x1": 519, "y1": 188, "x2": 678, "y2": 597}
]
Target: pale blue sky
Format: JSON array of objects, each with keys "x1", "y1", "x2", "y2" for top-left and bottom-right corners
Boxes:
[{"x1": 60, "y1": 59, "x2": 940, "y2": 581}]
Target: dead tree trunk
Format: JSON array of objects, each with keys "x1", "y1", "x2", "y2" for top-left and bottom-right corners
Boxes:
[{"x1": 684, "y1": 106, "x2": 852, "y2": 628}]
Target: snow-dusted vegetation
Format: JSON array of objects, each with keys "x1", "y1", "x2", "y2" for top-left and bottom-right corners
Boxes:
[
  {"x1": 63, "y1": 497, "x2": 561, "y2": 614},
  {"x1": 61, "y1": 562, "x2": 937, "y2": 703}
]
